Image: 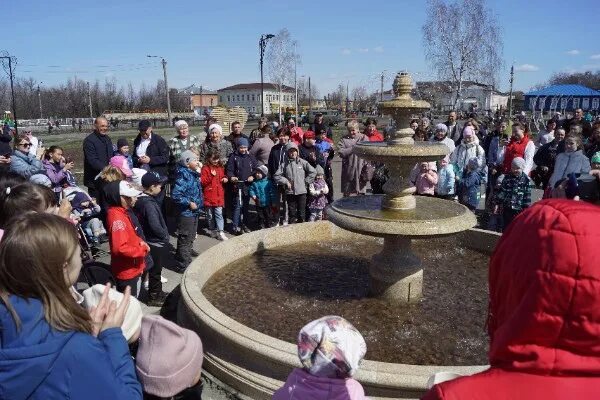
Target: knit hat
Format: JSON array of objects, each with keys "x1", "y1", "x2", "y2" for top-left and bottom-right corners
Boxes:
[
  {"x1": 315, "y1": 165, "x2": 325, "y2": 176},
  {"x1": 435, "y1": 123, "x2": 448, "y2": 133},
  {"x1": 512, "y1": 157, "x2": 525, "y2": 170},
  {"x1": 287, "y1": 143, "x2": 298, "y2": 153},
  {"x1": 109, "y1": 155, "x2": 133, "y2": 178},
  {"x1": 136, "y1": 315, "x2": 204, "y2": 397},
  {"x1": 463, "y1": 126, "x2": 475, "y2": 138},
  {"x1": 208, "y1": 123, "x2": 222, "y2": 135},
  {"x1": 255, "y1": 165, "x2": 268, "y2": 176},
  {"x1": 174, "y1": 120, "x2": 188, "y2": 129},
  {"x1": 179, "y1": 150, "x2": 199, "y2": 166},
  {"x1": 468, "y1": 157, "x2": 480, "y2": 169},
  {"x1": 82, "y1": 284, "x2": 143, "y2": 342},
  {"x1": 304, "y1": 130, "x2": 316, "y2": 139},
  {"x1": 29, "y1": 174, "x2": 52, "y2": 187},
  {"x1": 237, "y1": 137, "x2": 249, "y2": 148},
  {"x1": 116, "y1": 138, "x2": 128, "y2": 149},
  {"x1": 591, "y1": 151, "x2": 600, "y2": 164},
  {"x1": 297, "y1": 315, "x2": 366, "y2": 379},
  {"x1": 130, "y1": 168, "x2": 147, "y2": 187}
]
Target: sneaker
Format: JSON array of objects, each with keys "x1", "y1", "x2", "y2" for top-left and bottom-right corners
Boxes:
[
  {"x1": 217, "y1": 231, "x2": 228, "y2": 241},
  {"x1": 283, "y1": 221, "x2": 289, "y2": 226},
  {"x1": 147, "y1": 291, "x2": 169, "y2": 307},
  {"x1": 160, "y1": 275, "x2": 168, "y2": 283},
  {"x1": 143, "y1": 280, "x2": 149, "y2": 290},
  {"x1": 242, "y1": 225, "x2": 252, "y2": 233},
  {"x1": 191, "y1": 249, "x2": 200, "y2": 257},
  {"x1": 232, "y1": 227, "x2": 242, "y2": 235}
]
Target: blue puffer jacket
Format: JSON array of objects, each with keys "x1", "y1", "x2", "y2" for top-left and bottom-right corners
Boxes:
[
  {"x1": 249, "y1": 177, "x2": 277, "y2": 207},
  {"x1": 458, "y1": 169, "x2": 484, "y2": 209},
  {"x1": 171, "y1": 165, "x2": 203, "y2": 217},
  {"x1": 10, "y1": 150, "x2": 44, "y2": 179},
  {"x1": 0, "y1": 296, "x2": 142, "y2": 400}
]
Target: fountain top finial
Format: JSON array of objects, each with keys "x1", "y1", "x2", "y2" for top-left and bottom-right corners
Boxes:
[{"x1": 392, "y1": 72, "x2": 413, "y2": 99}]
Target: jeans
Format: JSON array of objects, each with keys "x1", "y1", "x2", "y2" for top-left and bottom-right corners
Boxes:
[
  {"x1": 287, "y1": 194, "x2": 307, "y2": 223},
  {"x1": 148, "y1": 243, "x2": 168, "y2": 295},
  {"x1": 116, "y1": 276, "x2": 142, "y2": 298},
  {"x1": 232, "y1": 188, "x2": 251, "y2": 229},
  {"x1": 256, "y1": 206, "x2": 273, "y2": 228},
  {"x1": 206, "y1": 206, "x2": 224, "y2": 232},
  {"x1": 309, "y1": 208, "x2": 324, "y2": 221},
  {"x1": 175, "y1": 214, "x2": 198, "y2": 269},
  {"x1": 82, "y1": 218, "x2": 106, "y2": 241}
]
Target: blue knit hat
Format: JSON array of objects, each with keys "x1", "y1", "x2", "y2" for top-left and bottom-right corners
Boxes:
[{"x1": 238, "y1": 137, "x2": 249, "y2": 148}]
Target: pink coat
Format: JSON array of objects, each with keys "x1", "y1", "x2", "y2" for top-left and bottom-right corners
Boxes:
[
  {"x1": 415, "y1": 170, "x2": 438, "y2": 195},
  {"x1": 272, "y1": 368, "x2": 366, "y2": 400}
]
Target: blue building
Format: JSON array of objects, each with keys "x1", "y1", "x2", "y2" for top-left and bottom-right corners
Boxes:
[{"x1": 524, "y1": 84, "x2": 600, "y2": 112}]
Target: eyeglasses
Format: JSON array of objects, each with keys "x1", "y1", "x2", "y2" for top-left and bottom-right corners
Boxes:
[{"x1": 19, "y1": 143, "x2": 32, "y2": 147}]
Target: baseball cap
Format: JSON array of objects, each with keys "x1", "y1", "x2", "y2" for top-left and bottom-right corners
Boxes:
[
  {"x1": 119, "y1": 180, "x2": 142, "y2": 197},
  {"x1": 141, "y1": 171, "x2": 168, "y2": 188},
  {"x1": 304, "y1": 131, "x2": 315, "y2": 139}
]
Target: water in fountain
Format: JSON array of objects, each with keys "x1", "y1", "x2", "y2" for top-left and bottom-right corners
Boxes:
[{"x1": 203, "y1": 238, "x2": 489, "y2": 366}]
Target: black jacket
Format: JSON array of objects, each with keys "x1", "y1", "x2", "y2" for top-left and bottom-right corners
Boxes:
[
  {"x1": 533, "y1": 139, "x2": 562, "y2": 169},
  {"x1": 133, "y1": 133, "x2": 170, "y2": 176},
  {"x1": 83, "y1": 131, "x2": 113, "y2": 187},
  {"x1": 563, "y1": 118, "x2": 592, "y2": 138},
  {"x1": 268, "y1": 143, "x2": 289, "y2": 177},
  {"x1": 133, "y1": 194, "x2": 169, "y2": 245},
  {"x1": 299, "y1": 144, "x2": 326, "y2": 170}
]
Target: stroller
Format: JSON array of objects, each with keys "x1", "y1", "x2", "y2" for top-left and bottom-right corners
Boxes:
[{"x1": 77, "y1": 218, "x2": 115, "y2": 287}]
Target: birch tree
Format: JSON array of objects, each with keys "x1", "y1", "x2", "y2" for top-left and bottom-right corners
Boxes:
[
  {"x1": 422, "y1": 0, "x2": 503, "y2": 109},
  {"x1": 265, "y1": 28, "x2": 298, "y2": 124}
]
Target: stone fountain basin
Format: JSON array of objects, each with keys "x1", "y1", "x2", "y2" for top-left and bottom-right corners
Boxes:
[{"x1": 178, "y1": 221, "x2": 500, "y2": 400}]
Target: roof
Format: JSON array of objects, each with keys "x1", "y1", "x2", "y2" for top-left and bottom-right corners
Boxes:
[
  {"x1": 178, "y1": 84, "x2": 218, "y2": 95},
  {"x1": 218, "y1": 83, "x2": 295, "y2": 92},
  {"x1": 525, "y1": 84, "x2": 600, "y2": 97}
]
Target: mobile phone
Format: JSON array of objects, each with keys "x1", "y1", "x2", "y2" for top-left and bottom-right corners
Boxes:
[{"x1": 3, "y1": 153, "x2": 10, "y2": 158}]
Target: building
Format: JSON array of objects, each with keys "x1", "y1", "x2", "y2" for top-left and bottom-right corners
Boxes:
[
  {"x1": 217, "y1": 83, "x2": 296, "y2": 115},
  {"x1": 524, "y1": 84, "x2": 600, "y2": 113},
  {"x1": 415, "y1": 81, "x2": 509, "y2": 113},
  {"x1": 178, "y1": 84, "x2": 219, "y2": 110}
]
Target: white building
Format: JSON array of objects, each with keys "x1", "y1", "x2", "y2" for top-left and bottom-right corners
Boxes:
[
  {"x1": 217, "y1": 83, "x2": 296, "y2": 115},
  {"x1": 416, "y1": 81, "x2": 509, "y2": 112}
]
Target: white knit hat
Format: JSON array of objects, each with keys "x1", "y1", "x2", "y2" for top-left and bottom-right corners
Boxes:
[
  {"x1": 174, "y1": 120, "x2": 188, "y2": 129},
  {"x1": 82, "y1": 284, "x2": 143, "y2": 342},
  {"x1": 208, "y1": 123, "x2": 223, "y2": 135}
]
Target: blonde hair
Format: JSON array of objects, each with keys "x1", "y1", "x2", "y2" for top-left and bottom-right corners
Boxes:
[
  {"x1": 347, "y1": 120, "x2": 360, "y2": 131},
  {"x1": 0, "y1": 213, "x2": 91, "y2": 333},
  {"x1": 99, "y1": 165, "x2": 125, "y2": 182}
]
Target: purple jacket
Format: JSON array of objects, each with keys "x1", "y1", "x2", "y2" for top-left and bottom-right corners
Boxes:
[
  {"x1": 272, "y1": 368, "x2": 366, "y2": 400},
  {"x1": 42, "y1": 159, "x2": 66, "y2": 193}
]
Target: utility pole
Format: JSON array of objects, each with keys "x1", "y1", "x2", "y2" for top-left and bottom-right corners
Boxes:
[
  {"x1": 380, "y1": 71, "x2": 385, "y2": 102},
  {"x1": 0, "y1": 55, "x2": 18, "y2": 135},
  {"x1": 346, "y1": 81, "x2": 350, "y2": 113},
  {"x1": 38, "y1": 82, "x2": 43, "y2": 119},
  {"x1": 294, "y1": 42, "x2": 298, "y2": 124},
  {"x1": 87, "y1": 81, "x2": 93, "y2": 118},
  {"x1": 147, "y1": 55, "x2": 173, "y2": 125},
  {"x1": 508, "y1": 64, "x2": 514, "y2": 120},
  {"x1": 308, "y1": 77, "x2": 312, "y2": 115}
]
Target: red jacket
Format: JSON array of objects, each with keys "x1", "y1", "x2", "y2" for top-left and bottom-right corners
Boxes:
[
  {"x1": 285, "y1": 126, "x2": 304, "y2": 145},
  {"x1": 365, "y1": 129, "x2": 384, "y2": 142},
  {"x1": 106, "y1": 206, "x2": 148, "y2": 280},
  {"x1": 423, "y1": 199, "x2": 600, "y2": 400},
  {"x1": 501, "y1": 134, "x2": 530, "y2": 174},
  {"x1": 200, "y1": 164, "x2": 225, "y2": 207}
]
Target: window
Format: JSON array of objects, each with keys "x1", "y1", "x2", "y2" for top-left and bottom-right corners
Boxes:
[
  {"x1": 550, "y1": 97, "x2": 559, "y2": 109},
  {"x1": 252, "y1": 106, "x2": 256, "y2": 111},
  {"x1": 220, "y1": 96, "x2": 223, "y2": 102},
  {"x1": 582, "y1": 98, "x2": 590, "y2": 110},
  {"x1": 529, "y1": 98, "x2": 536, "y2": 110},
  {"x1": 538, "y1": 97, "x2": 546, "y2": 110},
  {"x1": 227, "y1": 95, "x2": 230, "y2": 102},
  {"x1": 560, "y1": 98, "x2": 568, "y2": 109},
  {"x1": 572, "y1": 98, "x2": 580, "y2": 109},
  {"x1": 252, "y1": 94, "x2": 255, "y2": 101},
  {"x1": 237, "y1": 95, "x2": 240, "y2": 101},
  {"x1": 593, "y1": 98, "x2": 599, "y2": 110},
  {"x1": 210, "y1": 99, "x2": 214, "y2": 106}
]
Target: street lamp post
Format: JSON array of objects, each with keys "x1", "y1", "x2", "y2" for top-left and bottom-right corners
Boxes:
[
  {"x1": 259, "y1": 34, "x2": 274, "y2": 117},
  {"x1": 0, "y1": 55, "x2": 18, "y2": 135},
  {"x1": 147, "y1": 55, "x2": 172, "y2": 125},
  {"x1": 38, "y1": 82, "x2": 43, "y2": 119}
]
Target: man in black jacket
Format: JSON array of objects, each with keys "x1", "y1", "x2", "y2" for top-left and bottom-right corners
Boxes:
[
  {"x1": 83, "y1": 117, "x2": 113, "y2": 197},
  {"x1": 133, "y1": 119, "x2": 170, "y2": 176},
  {"x1": 563, "y1": 108, "x2": 592, "y2": 138}
]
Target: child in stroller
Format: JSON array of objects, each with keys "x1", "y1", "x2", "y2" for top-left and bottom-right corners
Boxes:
[{"x1": 68, "y1": 191, "x2": 107, "y2": 244}]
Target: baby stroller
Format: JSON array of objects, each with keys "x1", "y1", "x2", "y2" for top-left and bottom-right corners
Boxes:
[{"x1": 77, "y1": 223, "x2": 115, "y2": 287}]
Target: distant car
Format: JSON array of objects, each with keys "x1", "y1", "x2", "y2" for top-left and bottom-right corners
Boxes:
[{"x1": 307, "y1": 110, "x2": 343, "y2": 126}]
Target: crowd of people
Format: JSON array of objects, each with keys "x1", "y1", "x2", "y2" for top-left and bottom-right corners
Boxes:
[{"x1": 0, "y1": 109, "x2": 599, "y2": 399}]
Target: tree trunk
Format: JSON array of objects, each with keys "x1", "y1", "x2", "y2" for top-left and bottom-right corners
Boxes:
[{"x1": 278, "y1": 84, "x2": 282, "y2": 125}]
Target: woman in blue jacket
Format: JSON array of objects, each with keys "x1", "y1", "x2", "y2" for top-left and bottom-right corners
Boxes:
[{"x1": 0, "y1": 213, "x2": 142, "y2": 400}]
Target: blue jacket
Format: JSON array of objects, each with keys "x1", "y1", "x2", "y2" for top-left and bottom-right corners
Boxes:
[
  {"x1": 249, "y1": 177, "x2": 277, "y2": 207},
  {"x1": 10, "y1": 150, "x2": 44, "y2": 179},
  {"x1": 458, "y1": 169, "x2": 483, "y2": 209},
  {"x1": 171, "y1": 165, "x2": 203, "y2": 217},
  {"x1": 436, "y1": 164, "x2": 455, "y2": 196},
  {"x1": 0, "y1": 296, "x2": 142, "y2": 400}
]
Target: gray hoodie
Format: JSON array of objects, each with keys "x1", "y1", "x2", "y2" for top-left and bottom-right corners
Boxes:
[{"x1": 274, "y1": 149, "x2": 316, "y2": 195}]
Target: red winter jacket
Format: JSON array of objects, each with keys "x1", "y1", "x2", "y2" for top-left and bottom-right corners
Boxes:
[
  {"x1": 423, "y1": 199, "x2": 600, "y2": 400},
  {"x1": 106, "y1": 206, "x2": 148, "y2": 280},
  {"x1": 200, "y1": 164, "x2": 225, "y2": 207}
]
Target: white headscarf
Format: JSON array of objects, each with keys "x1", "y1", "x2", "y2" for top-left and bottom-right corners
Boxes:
[{"x1": 208, "y1": 123, "x2": 223, "y2": 136}]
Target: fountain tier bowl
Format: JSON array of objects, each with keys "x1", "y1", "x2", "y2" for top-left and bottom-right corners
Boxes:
[{"x1": 178, "y1": 221, "x2": 500, "y2": 400}]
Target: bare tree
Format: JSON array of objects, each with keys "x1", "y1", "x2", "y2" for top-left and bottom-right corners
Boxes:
[
  {"x1": 297, "y1": 77, "x2": 319, "y2": 107},
  {"x1": 422, "y1": 0, "x2": 503, "y2": 108},
  {"x1": 325, "y1": 84, "x2": 346, "y2": 109},
  {"x1": 265, "y1": 28, "x2": 298, "y2": 124}
]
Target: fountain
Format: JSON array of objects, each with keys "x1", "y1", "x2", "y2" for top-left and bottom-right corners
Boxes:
[
  {"x1": 326, "y1": 72, "x2": 477, "y2": 302},
  {"x1": 178, "y1": 72, "x2": 499, "y2": 399}
]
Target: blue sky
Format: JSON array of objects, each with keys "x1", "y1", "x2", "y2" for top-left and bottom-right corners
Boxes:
[{"x1": 5, "y1": 0, "x2": 599, "y2": 96}]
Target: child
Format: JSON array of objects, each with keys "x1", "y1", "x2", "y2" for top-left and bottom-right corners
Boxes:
[
  {"x1": 415, "y1": 162, "x2": 438, "y2": 196},
  {"x1": 308, "y1": 165, "x2": 329, "y2": 221},
  {"x1": 115, "y1": 138, "x2": 134, "y2": 170},
  {"x1": 0, "y1": 213, "x2": 142, "y2": 399},
  {"x1": 249, "y1": 165, "x2": 276, "y2": 229},
  {"x1": 274, "y1": 144, "x2": 316, "y2": 223},
  {"x1": 70, "y1": 191, "x2": 107, "y2": 244},
  {"x1": 273, "y1": 316, "x2": 367, "y2": 400},
  {"x1": 457, "y1": 157, "x2": 484, "y2": 211},
  {"x1": 133, "y1": 172, "x2": 170, "y2": 306},
  {"x1": 201, "y1": 149, "x2": 228, "y2": 241},
  {"x1": 487, "y1": 174, "x2": 504, "y2": 232},
  {"x1": 436, "y1": 158, "x2": 455, "y2": 199},
  {"x1": 226, "y1": 137, "x2": 258, "y2": 234},
  {"x1": 171, "y1": 150, "x2": 203, "y2": 271},
  {"x1": 493, "y1": 157, "x2": 534, "y2": 229},
  {"x1": 104, "y1": 180, "x2": 150, "y2": 297},
  {"x1": 136, "y1": 315, "x2": 204, "y2": 400}
]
